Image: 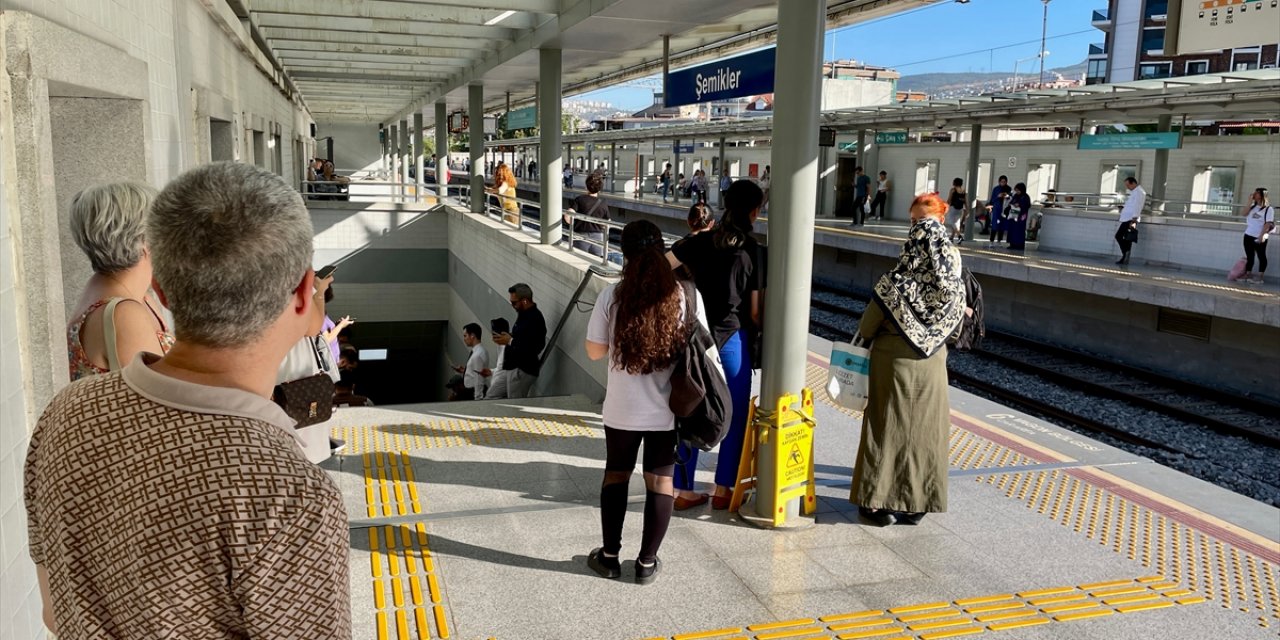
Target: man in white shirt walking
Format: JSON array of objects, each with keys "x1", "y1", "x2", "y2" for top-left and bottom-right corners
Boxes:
[
  {"x1": 1115, "y1": 177, "x2": 1145, "y2": 265},
  {"x1": 454, "y1": 323, "x2": 489, "y2": 400}
]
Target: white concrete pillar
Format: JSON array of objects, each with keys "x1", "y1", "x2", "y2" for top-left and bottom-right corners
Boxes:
[
  {"x1": 538, "y1": 48, "x2": 562, "y2": 244},
  {"x1": 414, "y1": 111, "x2": 425, "y2": 201},
  {"x1": 435, "y1": 101, "x2": 449, "y2": 195},
  {"x1": 469, "y1": 84, "x2": 485, "y2": 214}
]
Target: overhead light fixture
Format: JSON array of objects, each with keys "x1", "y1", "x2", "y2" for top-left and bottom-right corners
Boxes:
[{"x1": 485, "y1": 10, "x2": 516, "y2": 25}]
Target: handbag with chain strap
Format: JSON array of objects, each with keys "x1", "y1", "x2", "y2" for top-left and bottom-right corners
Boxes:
[{"x1": 273, "y1": 336, "x2": 335, "y2": 428}]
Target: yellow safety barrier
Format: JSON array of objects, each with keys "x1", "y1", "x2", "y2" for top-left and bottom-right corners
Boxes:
[{"x1": 730, "y1": 388, "x2": 818, "y2": 526}]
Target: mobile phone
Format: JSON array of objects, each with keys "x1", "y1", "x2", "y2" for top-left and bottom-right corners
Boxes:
[{"x1": 316, "y1": 265, "x2": 338, "y2": 280}]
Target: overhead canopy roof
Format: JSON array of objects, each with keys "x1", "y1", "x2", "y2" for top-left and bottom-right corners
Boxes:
[
  {"x1": 250, "y1": 0, "x2": 941, "y2": 124},
  {"x1": 491, "y1": 69, "x2": 1280, "y2": 145}
]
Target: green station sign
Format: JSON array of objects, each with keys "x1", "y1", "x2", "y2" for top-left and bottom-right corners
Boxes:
[
  {"x1": 505, "y1": 106, "x2": 537, "y2": 130},
  {"x1": 1077, "y1": 132, "x2": 1181, "y2": 150}
]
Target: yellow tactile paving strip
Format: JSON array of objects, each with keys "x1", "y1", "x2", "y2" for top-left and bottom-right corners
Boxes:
[
  {"x1": 369, "y1": 523, "x2": 451, "y2": 639},
  {"x1": 641, "y1": 577, "x2": 1203, "y2": 640},
  {"x1": 363, "y1": 451, "x2": 422, "y2": 519},
  {"x1": 334, "y1": 416, "x2": 597, "y2": 454},
  {"x1": 975, "y1": 469, "x2": 1280, "y2": 629}
]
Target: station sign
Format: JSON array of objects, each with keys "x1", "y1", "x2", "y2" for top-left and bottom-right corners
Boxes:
[
  {"x1": 664, "y1": 47, "x2": 776, "y2": 108},
  {"x1": 676, "y1": 142, "x2": 694, "y2": 153},
  {"x1": 505, "y1": 106, "x2": 537, "y2": 130},
  {"x1": 875, "y1": 131, "x2": 908, "y2": 144},
  {"x1": 1077, "y1": 132, "x2": 1182, "y2": 150}
]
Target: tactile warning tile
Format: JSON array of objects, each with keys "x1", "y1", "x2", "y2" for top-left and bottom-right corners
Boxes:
[
  {"x1": 946, "y1": 427, "x2": 1037, "y2": 471},
  {"x1": 974, "y1": 469, "x2": 1280, "y2": 629},
  {"x1": 363, "y1": 451, "x2": 422, "y2": 519},
  {"x1": 368, "y1": 523, "x2": 451, "y2": 639},
  {"x1": 641, "y1": 577, "x2": 1202, "y2": 640},
  {"x1": 334, "y1": 416, "x2": 597, "y2": 454}
]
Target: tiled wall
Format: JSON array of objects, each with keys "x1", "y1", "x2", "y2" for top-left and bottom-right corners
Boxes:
[{"x1": 1038, "y1": 208, "x2": 1251, "y2": 273}]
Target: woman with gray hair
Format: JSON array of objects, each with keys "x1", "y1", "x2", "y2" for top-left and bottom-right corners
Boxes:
[{"x1": 66, "y1": 181, "x2": 174, "y2": 381}]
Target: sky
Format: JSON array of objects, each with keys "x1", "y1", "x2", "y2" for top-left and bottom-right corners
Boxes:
[{"x1": 574, "y1": 0, "x2": 1102, "y2": 110}]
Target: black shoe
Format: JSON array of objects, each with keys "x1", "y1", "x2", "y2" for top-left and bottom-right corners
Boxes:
[
  {"x1": 897, "y1": 512, "x2": 925, "y2": 525},
  {"x1": 635, "y1": 557, "x2": 662, "y2": 585},
  {"x1": 587, "y1": 548, "x2": 621, "y2": 579},
  {"x1": 857, "y1": 506, "x2": 896, "y2": 527}
]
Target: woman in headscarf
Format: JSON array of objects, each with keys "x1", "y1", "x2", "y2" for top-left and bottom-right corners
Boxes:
[{"x1": 851, "y1": 192, "x2": 965, "y2": 527}]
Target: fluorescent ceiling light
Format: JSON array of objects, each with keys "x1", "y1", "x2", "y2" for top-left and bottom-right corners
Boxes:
[{"x1": 485, "y1": 10, "x2": 516, "y2": 25}]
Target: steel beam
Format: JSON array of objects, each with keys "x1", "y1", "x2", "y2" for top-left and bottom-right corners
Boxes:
[
  {"x1": 251, "y1": 0, "x2": 538, "y2": 29},
  {"x1": 269, "y1": 40, "x2": 480, "y2": 59},
  {"x1": 278, "y1": 50, "x2": 474, "y2": 66},
  {"x1": 254, "y1": 14, "x2": 513, "y2": 40},
  {"x1": 262, "y1": 27, "x2": 496, "y2": 49}
]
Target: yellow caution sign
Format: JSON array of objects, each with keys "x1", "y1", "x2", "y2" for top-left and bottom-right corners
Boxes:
[{"x1": 731, "y1": 389, "x2": 818, "y2": 527}]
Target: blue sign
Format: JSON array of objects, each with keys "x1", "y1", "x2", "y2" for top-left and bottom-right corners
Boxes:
[
  {"x1": 676, "y1": 143, "x2": 694, "y2": 153},
  {"x1": 1077, "y1": 132, "x2": 1181, "y2": 150},
  {"x1": 505, "y1": 106, "x2": 537, "y2": 130},
  {"x1": 664, "y1": 48, "x2": 776, "y2": 108}
]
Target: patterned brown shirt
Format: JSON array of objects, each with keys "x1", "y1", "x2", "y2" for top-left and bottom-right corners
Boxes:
[{"x1": 25, "y1": 353, "x2": 351, "y2": 638}]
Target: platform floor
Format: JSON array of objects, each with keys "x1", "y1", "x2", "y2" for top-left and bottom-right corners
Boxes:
[{"x1": 320, "y1": 335, "x2": 1279, "y2": 640}]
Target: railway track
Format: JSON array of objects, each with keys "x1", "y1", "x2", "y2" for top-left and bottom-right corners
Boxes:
[{"x1": 809, "y1": 283, "x2": 1280, "y2": 452}]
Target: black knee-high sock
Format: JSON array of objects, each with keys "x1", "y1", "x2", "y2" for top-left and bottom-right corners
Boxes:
[
  {"x1": 600, "y1": 482, "x2": 628, "y2": 555},
  {"x1": 638, "y1": 491, "x2": 674, "y2": 563}
]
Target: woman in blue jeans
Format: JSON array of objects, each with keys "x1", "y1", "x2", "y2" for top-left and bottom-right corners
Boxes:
[{"x1": 667, "y1": 180, "x2": 763, "y2": 510}]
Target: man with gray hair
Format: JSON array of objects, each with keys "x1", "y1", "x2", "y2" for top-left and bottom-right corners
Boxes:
[
  {"x1": 25, "y1": 162, "x2": 351, "y2": 637},
  {"x1": 491, "y1": 282, "x2": 546, "y2": 398}
]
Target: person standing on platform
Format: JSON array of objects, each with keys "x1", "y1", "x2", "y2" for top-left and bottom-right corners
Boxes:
[
  {"x1": 1240, "y1": 187, "x2": 1273, "y2": 285},
  {"x1": 666, "y1": 180, "x2": 762, "y2": 511},
  {"x1": 493, "y1": 283, "x2": 546, "y2": 398},
  {"x1": 26, "y1": 162, "x2": 351, "y2": 636},
  {"x1": 584, "y1": 220, "x2": 707, "y2": 585},
  {"x1": 1005, "y1": 183, "x2": 1032, "y2": 251},
  {"x1": 985, "y1": 175, "x2": 1012, "y2": 247},
  {"x1": 453, "y1": 322, "x2": 489, "y2": 400},
  {"x1": 871, "y1": 170, "x2": 891, "y2": 221},
  {"x1": 1114, "y1": 177, "x2": 1144, "y2": 265},
  {"x1": 660, "y1": 163, "x2": 673, "y2": 202},
  {"x1": 851, "y1": 193, "x2": 965, "y2": 527},
  {"x1": 759, "y1": 165, "x2": 771, "y2": 214},
  {"x1": 567, "y1": 172, "x2": 611, "y2": 257},
  {"x1": 945, "y1": 178, "x2": 969, "y2": 244},
  {"x1": 719, "y1": 171, "x2": 733, "y2": 206},
  {"x1": 850, "y1": 166, "x2": 871, "y2": 226},
  {"x1": 482, "y1": 317, "x2": 511, "y2": 399}
]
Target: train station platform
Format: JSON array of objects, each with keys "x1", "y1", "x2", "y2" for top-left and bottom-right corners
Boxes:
[{"x1": 321, "y1": 341, "x2": 1279, "y2": 640}]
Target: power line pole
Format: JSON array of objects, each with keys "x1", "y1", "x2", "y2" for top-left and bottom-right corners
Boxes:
[{"x1": 1039, "y1": 0, "x2": 1050, "y2": 87}]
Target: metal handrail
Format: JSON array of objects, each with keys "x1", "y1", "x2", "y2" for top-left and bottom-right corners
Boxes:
[{"x1": 1039, "y1": 191, "x2": 1248, "y2": 220}]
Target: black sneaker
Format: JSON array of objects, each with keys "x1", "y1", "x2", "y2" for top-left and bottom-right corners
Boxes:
[
  {"x1": 635, "y1": 557, "x2": 662, "y2": 585},
  {"x1": 587, "y1": 548, "x2": 621, "y2": 579},
  {"x1": 857, "y1": 506, "x2": 896, "y2": 527}
]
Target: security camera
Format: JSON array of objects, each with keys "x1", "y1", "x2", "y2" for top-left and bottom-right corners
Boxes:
[{"x1": 935, "y1": 119, "x2": 948, "y2": 129}]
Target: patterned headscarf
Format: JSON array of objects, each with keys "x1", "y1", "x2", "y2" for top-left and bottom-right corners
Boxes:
[{"x1": 872, "y1": 218, "x2": 965, "y2": 358}]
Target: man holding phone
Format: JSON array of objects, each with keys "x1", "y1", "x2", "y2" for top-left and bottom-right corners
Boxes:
[
  {"x1": 482, "y1": 317, "x2": 510, "y2": 399},
  {"x1": 490, "y1": 283, "x2": 545, "y2": 399}
]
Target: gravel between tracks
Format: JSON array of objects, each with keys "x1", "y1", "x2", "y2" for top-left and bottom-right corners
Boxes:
[{"x1": 810, "y1": 289, "x2": 1280, "y2": 507}]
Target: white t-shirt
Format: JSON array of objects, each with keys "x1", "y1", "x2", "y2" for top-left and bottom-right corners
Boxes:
[
  {"x1": 464, "y1": 344, "x2": 489, "y2": 394},
  {"x1": 1119, "y1": 185, "x2": 1145, "y2": 223},
  {"x1": 587, "y1": 283, "x2": 709, "y2": 431},
  {"x1": 1244, "y1": 205, "x2": 1275, "y2": 238}
]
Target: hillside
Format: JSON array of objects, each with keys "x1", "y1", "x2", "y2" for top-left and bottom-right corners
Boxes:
[{"x1": 899, "y1": 60, "x2": 1088, "y2": 97}]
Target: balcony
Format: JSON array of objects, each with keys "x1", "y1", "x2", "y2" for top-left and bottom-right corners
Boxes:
[
  {"x1": 1092, "y1": 8, "x2": 1113, "y2": 29},
  {"x1": 1089, "y1": 43, "x2": 1107, "y2": 58}
]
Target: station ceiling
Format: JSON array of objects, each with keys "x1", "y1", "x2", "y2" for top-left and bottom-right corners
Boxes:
[{"x1": 247, "y1": 0, "x2": 941, "y2": 124}]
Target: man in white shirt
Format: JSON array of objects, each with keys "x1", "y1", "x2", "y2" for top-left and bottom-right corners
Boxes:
[
  {"x1": 453, "y1": 323, "x2": 489, "y2": 400},
  {"x1": 1115, "y1": 177, "x2": 1145, "y2": 265}
]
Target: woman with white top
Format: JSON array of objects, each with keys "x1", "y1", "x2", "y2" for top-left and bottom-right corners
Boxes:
[
  {"x1": 585, "y1": 220, "x2": 707, "y2": 585},
  {"x1": 1241, "y1": 187, "x2": 1274, "y2": 285}
]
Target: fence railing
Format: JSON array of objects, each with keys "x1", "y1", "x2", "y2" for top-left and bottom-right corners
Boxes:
[{"x1": 1039, "y1": 192, "x2": 1247, "y2": 221}]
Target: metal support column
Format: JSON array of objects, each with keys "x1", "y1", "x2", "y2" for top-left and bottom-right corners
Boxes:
[
  {"x1": 380, "y1": 125, "x2": 388, "y2": 174},
  {"x1": 964, "y1": 123, "x2": 982, "y2": 242},
  {"x1": 469, "y1": 85, "x2": 485, "y2": 214},
  {"x1": 754, "y1": 0, "x2": 826, "y2": 526},
  {"x1": 400, "y1": 119, "x2": 410, "y2": 201},
  {"x1": 538, "y1": 48, "x2": 563, "y2": 244},
  {"x1": 587, "y1": 143, "x2": 594, "y2": 176},
  {"x1": 673, "y1": 138, "x2": 681, "y2": 201},
  {"x1": 718, "y1": 135, "x2": 727, "y2": 207},
  {"x1": 856, "y1": 129, "x2": 866, "y2": 167},
  {"x1": 1150, "y1": 114, "x2": 1172, "y2": 211},
  {"x1": 435, "y1": 101, "x2": 449, "y2": 196},
  {"x1": 389, "y1": 123, "x2": 399, "y2": 192},
  {"x1": 414, "y1": 111, "x2": 424, "y2": 202},
  {"x1": 609, "y1": 143, "x2": 618, "y2": 193}
]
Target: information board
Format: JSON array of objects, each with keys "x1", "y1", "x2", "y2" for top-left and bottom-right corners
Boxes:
[
  {"x1": 1077, "y1": 132, "x2": 1182, "y2": 150},
  {"x1": 875, "y1": 131, "x2": 908, "y2": 144},
  {"x1": 505, "y1": 106, "x2": 537, "y2": 130},
  {"x1": 665, "y1": 48, "x2": 776, "y2": 108}
]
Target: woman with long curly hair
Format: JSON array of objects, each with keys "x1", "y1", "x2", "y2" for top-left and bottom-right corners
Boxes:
[
  {"x1": 851, "y1": 193, "x2": 965, "y2": 527},
  {"x1": 585, "y1": 220, "x2": 707, "y2": 585},
  {"x1": 488, "y1": 163, "x2": 520, "y2": 223},
  {"x1": 666, "y1": 179, "x2": 763, "y2": 511}
]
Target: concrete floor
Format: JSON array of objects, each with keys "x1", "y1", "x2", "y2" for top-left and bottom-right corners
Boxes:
[{"x1": 320, "y1": 366, "x2": 1279, "y2": 640}]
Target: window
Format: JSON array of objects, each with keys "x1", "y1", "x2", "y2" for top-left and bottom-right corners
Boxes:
[
  {"x1": 977, "y1": 161, "x2": 994, "y2": 199},
  {"x1": 1087, "y1": 59, "x2": 1108, "y2": 81},
  {"x1": 914, "y1": 160, "x2": 939, "y2": 195},
  {"x1": 1191, "y1": 165, "x2": 1240, "y2": 215},
  {"x1": 1139, "y1": 62, "x2": 1172, "y2": 79},
  {"x1": 1100, "y1": 162, "x2": 1140, "y2": 202},
  {"x1": 1141, "y1": 28, "x2": 1165, "y2": 54},
  {"x1": 1026, "y1": 162, "x2": 1059, "y2": 201},
  {"x1": 1232, "y1": 49, "x2": 1260, "y2": 71},
  {"x1": 1185, "y1": 60, "x2": 1210, "y2": 75},
  {"x1": 1144, "y1": 0, "x2": 1168, "y2": 19}
]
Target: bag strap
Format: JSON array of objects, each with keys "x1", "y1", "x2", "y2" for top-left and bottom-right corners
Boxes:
[
  {"x1": 680, "y1": 281, "x2": 698, "y2": 341},
  {"x1": 102, "y1": 297, "x2": 127, "y2": 371},
  {"x1": 311, "y1": 335, "x2": 328, "y2": 372},
  {"x1": 586, "y1": 197, "x2": 608, "y2": 219}
]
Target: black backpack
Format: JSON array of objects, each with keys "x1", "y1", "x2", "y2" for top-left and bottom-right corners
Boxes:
[{"x1": 668, "y1": 282, "x2": 733, "y2": 451}]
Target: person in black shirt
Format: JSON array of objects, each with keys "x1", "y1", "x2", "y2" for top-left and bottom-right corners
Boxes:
[
  {"x1": 492, "y1": 283, "x2": 546, "y2": 398},
  {"x1": 666, "y1": 180, "x2": 763, "y2": 511},
  {"x1": 567, "y1": 172, "x2": 610, "y2": 257}
]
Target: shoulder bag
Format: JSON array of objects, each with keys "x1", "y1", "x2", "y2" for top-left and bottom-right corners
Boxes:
[
  {"x1": 668, "y1": 282, "x2": 732, "y2": 452},
  {"x1": 826, "y1": 333, "x2": 871, "y2": 411},
  {"x1": 273, "y1": 336, "x2": 336, "y2": 428}
]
